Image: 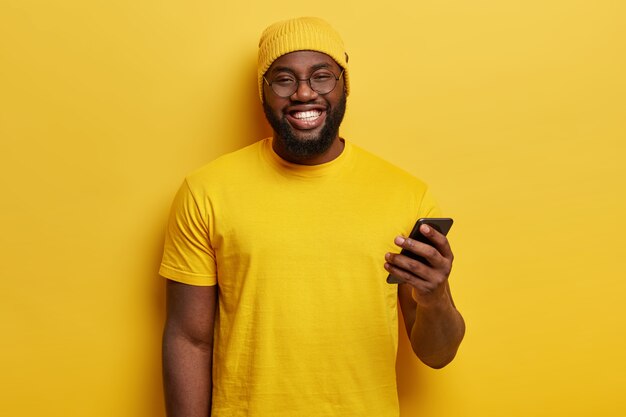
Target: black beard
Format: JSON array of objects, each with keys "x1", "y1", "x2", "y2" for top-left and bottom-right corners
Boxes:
[{"x1": 263, "y1": 93, "x2": 347, "y2": 158}]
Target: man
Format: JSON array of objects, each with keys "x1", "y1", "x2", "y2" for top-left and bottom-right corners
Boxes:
[{"x1": 160, "y1": 17, "x2": 465, "y2": 417}]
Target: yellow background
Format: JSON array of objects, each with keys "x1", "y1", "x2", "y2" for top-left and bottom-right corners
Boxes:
[{"x1": 1, "y1": 0, "x2": 625, "y2": 416}]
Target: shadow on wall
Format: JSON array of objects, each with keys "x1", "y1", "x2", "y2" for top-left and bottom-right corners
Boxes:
[
  {"x1": 239, "y1": 58, "x2": 274, "y2": 147},
  {"x1": 144, "y1": 249, "x2": 167, "y2": 417},
  {"x1": 209, "y1": 55, "x2": 273, "y2": 154},
  {"x1": 143, "y1": 52, "x2": 272, "y2": 416}
]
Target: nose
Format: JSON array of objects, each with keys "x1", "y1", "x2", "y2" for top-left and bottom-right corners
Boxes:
[{"x1": 291, "y1": 79, "x2": 319, "y2": 101}]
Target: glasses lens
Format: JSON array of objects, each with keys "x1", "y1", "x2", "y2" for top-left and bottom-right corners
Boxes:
[
  {"x1": 309, "y1": 70, "x2": 337, "y2": 95},
  {"x1": 271, "y1": 75, "x2": 297, "y2": 97}
]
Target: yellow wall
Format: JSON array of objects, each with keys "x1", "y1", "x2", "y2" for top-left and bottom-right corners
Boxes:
[{"x1": 1, "y1": 0, "x2": 624, "y2": 416}]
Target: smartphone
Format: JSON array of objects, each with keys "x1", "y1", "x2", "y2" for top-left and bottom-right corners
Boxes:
[{"x1": 386, "y1": 217, "x2": 454, "y2": 284}]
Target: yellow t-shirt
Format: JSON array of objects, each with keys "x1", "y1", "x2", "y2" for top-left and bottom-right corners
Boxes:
[{"x1": 160, "y1": 138, "x2": 440, "y2": 417}]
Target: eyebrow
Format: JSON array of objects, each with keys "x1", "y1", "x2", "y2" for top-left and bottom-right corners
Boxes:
[{"x1": 269, "y1": 63, "x2": 334, "y2": 75}]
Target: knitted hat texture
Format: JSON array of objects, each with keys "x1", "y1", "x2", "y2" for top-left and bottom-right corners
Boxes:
[{"x1": 257, "y1": 17, "x2": 350, "y2": 102}]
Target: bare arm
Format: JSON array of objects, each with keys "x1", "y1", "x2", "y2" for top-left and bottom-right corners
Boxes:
[
  {"x1": 385, "y1": 225, "x2": 465, "y2": 368},
  {"x1": 397, "y1": 281, "x2": 465, "y2": 368},
  {"x1": 162, "y1": 279, "x2": 218, "y2": 417}
]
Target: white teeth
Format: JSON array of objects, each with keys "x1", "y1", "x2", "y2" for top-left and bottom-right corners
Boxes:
[{"x1": 293, "y1": 110, "x2": 321, "y2": 120}]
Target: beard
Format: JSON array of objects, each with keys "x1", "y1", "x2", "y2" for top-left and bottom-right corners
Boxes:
[{"x1": 263, "y1": 93, "x2": 347, "y2": 158}]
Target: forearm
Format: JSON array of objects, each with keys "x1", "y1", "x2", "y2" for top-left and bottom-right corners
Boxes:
[
  {"x1": 162, "y1": 328, "x2": 213, "y2": 417},
  {"x1": 410, "y1": 292, "x2": 465, "y2": 369}
]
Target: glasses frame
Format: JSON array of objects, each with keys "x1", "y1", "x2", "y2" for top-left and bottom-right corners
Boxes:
[{"x1": 263, "y1": 69, "x2": 344, "y2": 98}]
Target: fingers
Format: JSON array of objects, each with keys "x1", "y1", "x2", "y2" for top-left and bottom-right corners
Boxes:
[
  {"x1": 385, "y1": 227, "x2": 455, "y2": 285},
  {"x1": 418, "y1": 224, "x2": 454, "y2": 261},
  {"x1": 385, "y1": 251, "x2": 430, "y2": 280},
  {"x1": 384, "y1": 258, "x2": 438, "y2": 292},
  {"x1": 393, "y1": 235, "x2": 446, "y2": 268},
  {"x1": 384, "y1": 258, "x2": 426, "y2": 286},
  {"x1": 386, "y1": 225, "x2": 455, "y2": 306}
]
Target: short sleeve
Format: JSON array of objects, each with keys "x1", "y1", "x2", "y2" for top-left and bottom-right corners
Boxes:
[
  {"x1": 159, "y1": 179, "x2": 217, "y2": 286},
  {"x1": 417, "y1": 186, "x2": 443, "y2": 219}
]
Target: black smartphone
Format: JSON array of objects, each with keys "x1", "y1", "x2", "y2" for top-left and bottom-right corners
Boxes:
[{"x1": 386, "y1": 217, "x2": 454, "y2": 284}]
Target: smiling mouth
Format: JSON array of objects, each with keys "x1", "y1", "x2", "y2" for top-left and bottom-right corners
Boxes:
[
  {"x1": 291, "y1": 110, "x2": 322, "y2": 121},
  {"x1": 286, "y1": 109, "x2": 326, "y2": 131}
]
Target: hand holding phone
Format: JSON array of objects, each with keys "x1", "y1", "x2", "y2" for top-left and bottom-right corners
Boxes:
[{"x1": 386, "y1": 218, "x2": 453, "y2": 284}]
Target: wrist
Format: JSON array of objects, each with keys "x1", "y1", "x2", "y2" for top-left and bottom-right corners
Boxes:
[{"x1": 412, "y1": 287, "x2": 452, "y2": 312}]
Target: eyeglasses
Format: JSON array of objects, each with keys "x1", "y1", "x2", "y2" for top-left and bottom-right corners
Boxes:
[{"x1": 263, "y1": 69, "x2": 344, "y2": 97}]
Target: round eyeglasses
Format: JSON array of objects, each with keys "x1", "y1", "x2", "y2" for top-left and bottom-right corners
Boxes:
[{"x1": 264, "y1": 69, "x2": 344, "y2": 97}]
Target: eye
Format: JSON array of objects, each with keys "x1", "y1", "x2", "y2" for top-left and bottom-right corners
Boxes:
[
  {"x1": 311, "y1": 71, "x2": 333, "y2": 82},
  {"x1": 272, "y1": 75, "x2": 296, "y2": 86}
]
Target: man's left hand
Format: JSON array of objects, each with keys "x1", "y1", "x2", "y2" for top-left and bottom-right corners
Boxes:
[{"x1": 384, "y1": 224, "x2": 454, "y2": 308}]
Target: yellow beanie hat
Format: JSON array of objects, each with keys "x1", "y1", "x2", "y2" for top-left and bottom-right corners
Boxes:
[{"x1": 257, "y1": 17, "x2": 350, "y2": 102}]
